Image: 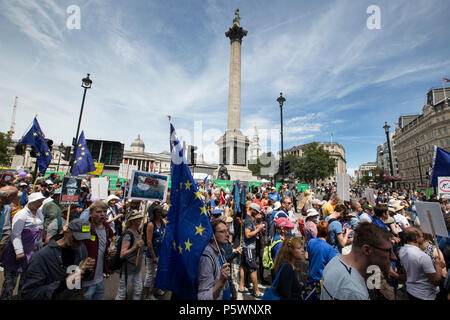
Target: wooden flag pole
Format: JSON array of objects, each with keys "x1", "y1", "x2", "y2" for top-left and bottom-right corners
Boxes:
[
  {"x1": 136, "y1": 201, "x2": 150, "y2": 266},
  {"x1": 426, "y1": 210, "x2": 443, "y2": 261},
  {"x1": 65, "y1": 204, "x2": 71, "y2": 228}
]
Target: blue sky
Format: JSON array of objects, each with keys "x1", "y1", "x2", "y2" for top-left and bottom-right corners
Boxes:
[{"x1": 1, "y1": 0, "x2": 449, "y2": 175}]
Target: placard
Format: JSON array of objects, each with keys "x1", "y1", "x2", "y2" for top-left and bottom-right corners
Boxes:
[
  {"x1": 118, "y1": 163, "x2": 138, "y2": 180},
  {"x1": 438, "y1": 177, "x2": 450, "y2": 199},
  {"x1": 60, "y1": 176, "x2": 82, "y2": 205},
  {"x1": 365, "y1": 188, "x2": 375, "y2": 205},
  {"x1": 88, "y1": 162, "x2": 104, "y2": 176},
  {"x1": 337, "y1": 173, "x2": 350, "y2": 201},
  {"x1": 128, "y1": 170, "x2": 169, "y2": 202},
  {"x1": 91, "y1": 177, "x2": 109, "y2": 200},
  {"x1": 415, "y1": 201, "x2": 448, "y2": 238}
]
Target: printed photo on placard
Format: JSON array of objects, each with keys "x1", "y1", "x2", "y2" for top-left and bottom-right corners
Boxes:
[
  {"x1": 128, "y1": 170, "x2": 169, "y2": 202},
  {"x1": 60, "y1": 176, "x2": 82, "y2": 205}
]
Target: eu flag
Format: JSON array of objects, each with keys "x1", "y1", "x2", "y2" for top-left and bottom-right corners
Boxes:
[
  {"x1": 71, "y1": 131, "x2": 96, "y2": 176},
  {"x1": 430, "y1": 146, "x2": 450, "y2": 186},
  {"x1": 20, "y1": 117, "x2": 52, "y2": 174},
  {"x1": 154, "y1": 123, "x2": 213, "y2": 300}
]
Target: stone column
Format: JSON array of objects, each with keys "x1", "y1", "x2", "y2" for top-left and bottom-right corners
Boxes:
[{"x1": 225, "y1": 17, "x2": 247, "y2": 131}]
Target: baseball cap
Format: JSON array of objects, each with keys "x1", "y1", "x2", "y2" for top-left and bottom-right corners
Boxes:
[
  {"x1": 27, "y1": 192, "x2": 46, "y2": 203},
  {"x1": 362, "y1": 204, "x2": 373, "y2": 211},
  {"x1": 68, "y1": 219, "x2": 92, "y2": 241},
  {"x1": 249, "y1": 203, "x2": 261, "y2": 213},
  {"x1": 45, "y1": 180, "x2": 54, "y2": 185},
  {"x1": 275, "y1": 217, "x2": 295, "y2": 228}
]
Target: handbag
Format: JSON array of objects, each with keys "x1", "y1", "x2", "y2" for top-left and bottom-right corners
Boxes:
[{"x1": 262, "y1": 263, "x2": 287, "y2": 300}]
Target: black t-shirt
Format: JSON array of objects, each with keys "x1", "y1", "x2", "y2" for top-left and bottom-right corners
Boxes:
[
  {"x1": 276, "y1": 263, "x2": 302, "y2": 300},
  {"x1": 61, "y1": 247, "x2": 76, "y2": 268}
]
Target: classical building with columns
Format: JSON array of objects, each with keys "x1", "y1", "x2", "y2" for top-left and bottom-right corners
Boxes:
[{"x1": 122, "y1": 135, "x2": 171, "y2": 174}]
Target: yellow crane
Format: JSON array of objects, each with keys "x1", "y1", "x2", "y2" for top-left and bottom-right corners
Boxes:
[{"x1": 8, "y1": 96, "x2": 18, "y2": 139}]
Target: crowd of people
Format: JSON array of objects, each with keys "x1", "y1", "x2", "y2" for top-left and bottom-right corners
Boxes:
[{"x1": 0, "y1": 170, "x2": 449, "y2": 301}]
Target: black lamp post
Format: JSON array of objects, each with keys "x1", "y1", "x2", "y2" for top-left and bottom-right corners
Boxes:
[
  {"x1": 277, "y1": 92, "x2": 286, "y2": 182},
  {"x1": 382, "y1": 122, "x2": 394, "y2": 178},
  {"x1": 416, "y1": 140, "x2": 423, "y2": 185},
  {"x1": 72, "y1": 74, "x2": 92, "y2": 167}
]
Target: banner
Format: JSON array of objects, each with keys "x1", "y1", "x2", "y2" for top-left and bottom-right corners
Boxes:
[
  {"x1": 128, "y1": 170, "x2": 169, "y2": 202},
  {"x1": 88, "y1": 162, "x2": 104, "y2": 176},
  {"x1": 365, "y1": 188, "x2": 375, "y2": 205},
  {"x1": 118, "y1": 163, "x2": 138, "y2": 180},
  {"x1": 60, "y1": 176, "x2": 82, "y2": 205},
  {"x1": 415, "y1": 201, "x2": 448, "y2": 238},
  {"x1": 337, "y1": 173, "x2": 350, "y2": 201}
]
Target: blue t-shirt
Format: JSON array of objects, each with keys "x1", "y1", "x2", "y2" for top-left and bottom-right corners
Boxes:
[
  {"x1": 325, "y1": 217, "x2": 343, "y2": 254},
  {"x1": 269, "y1": 192, "x2": 280, "y2": 202},
  {"x1": 306, "y1": 238, "x2": 336, "y2": 281},
  {"x1": 372, "y1": 218, "x2": 390, "y2": 232}
]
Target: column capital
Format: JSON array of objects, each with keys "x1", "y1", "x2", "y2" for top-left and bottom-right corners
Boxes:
[{"x1": 225, "y1": 24, "x2": 247, "y2": 43}]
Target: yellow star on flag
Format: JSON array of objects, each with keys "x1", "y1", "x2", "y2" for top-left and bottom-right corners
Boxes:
[
  {"x1": 82, "y1": 152, "x2": 85, "y2": 155},
  {"x1": 178, "y1": 245, "x2": 183, "y2": 254},
  {"x1": 194, "y1": 191, "x2": 201, "y2": 200},
  {"x1": 79, "y1": 144, "x2": 82, "y2": 147},
  {"x1": 81, "y1": 147, "x2": 85, "y2": 150},
  {"x1": 45, "y1": 152, "x2": 49, "y2": 156},
  {"x1": 179, "y1": 182, "x2": 183, "y2": 191},
  {"x1": 184, "y1": 238, "x2": 192, "y2": 252},
  {"x1": 195, "y1": 223, "x2": 206, "y2": 236},
  {"x1": 200, "y1": 206, "x2": 207, "y2": 216},
  {"x1": 173, "y1": 240, "x2": 176, "y2": 250},
  {"x1": 78, "y1": 157, "x2": 82, "y2": 160},
  {"x1": 184, "y1": 180, "x2": 192, "y2": 190},
  {"x1": 74, "y1": 160, "x2": 77, "y2": 164},
  {"x1": 36, "y1": 153, "x2": 41, "y2": 156},
  {"x1": 33, "y1": 133, "x2": 37, "y2": 136}
]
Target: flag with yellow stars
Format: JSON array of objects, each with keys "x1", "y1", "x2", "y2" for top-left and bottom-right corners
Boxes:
[
  {"x1": 154, "y1": 122, "x2": 213, "y2": 300},
  {"x1": 71, "y1": 131, "x2": 96, "y2": 176},
  {"x1": 20, "y1": 117, "x2": 52, "y2": 174}
]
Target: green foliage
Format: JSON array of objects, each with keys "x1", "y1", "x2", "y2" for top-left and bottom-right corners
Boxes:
[
  {"x1": 359, "y1": 167, "x2": 385, "y2": 187},
  {"x1": 0, "y1": 132, "x2": 13, "y2": 167},
  {"x1": 289, "y1": 143, "x2": 336, "y2": 183}
]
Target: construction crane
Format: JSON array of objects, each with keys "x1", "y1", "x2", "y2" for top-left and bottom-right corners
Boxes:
[{"x1": 8, "y1": 96, "x2": 18, "y2": 139}]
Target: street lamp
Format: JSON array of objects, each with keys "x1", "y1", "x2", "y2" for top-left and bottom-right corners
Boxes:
[
  {"x1": 72, "y1": 73, "x2": 92, "y2": 166},
  {"x1": 416, "y1": 140, "x2": 423, "y2": 185},
  {"x1": 277, "y1": 92, "x2": 286, "y2": 182},
  {"x1": 382, "y1": 122, "x2": 394, "y2": 178}
]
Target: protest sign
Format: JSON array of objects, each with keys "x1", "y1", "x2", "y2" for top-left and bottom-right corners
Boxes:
[
  {"x1": 365, "y1": 188, "x2": 375, "y2": 205},
  {"x1": 88, "y1": 162, "x2": 104, "y2": 176},
  {"x1": 438, "y1": 177, "x2": 450, "y2": 199},
  {"x1": 91, "y1": 177, "x2": 109, "y2": 200},
  {"x1": 60, "y1": 176, "x2": 82, "y2": 205},
  {"x1": 118, "y1": 163, "x2": 138, "y2": 180},
  {"x1": 337, "y1": 173, "x2": 350, "y2": 201},
  {"x1": 128, "y1": 170, "x2": 169, "y2": 202},
  {"x1": 415, "y1": 201, "x2": 448, "y2": 238}
]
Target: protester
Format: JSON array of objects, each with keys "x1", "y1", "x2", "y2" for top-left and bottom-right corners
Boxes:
[
  {"x1": 105, "y1": 195, "x2": 123, "y2": 237},
  {"x1": 304, "y1": 208, "x2": 319, "y2": 244},
  {"x1": 0, "y1": 186, "x2": 18, "y2": 256},
  {"x1": 399, "y1": 227, "x2": 446, "y2": 300},
  {"x1": 306, "y1": 221, "x2": 336, "y2": 282},
  {"x1": 321, "y1": 194, "x2": 340, "y2": 219},
  {"x1": 321, "y1": 222, "x2": 395, "y2": 300},
  {"x1": 82, "y1": 201, "x2": 115, "y2": 300},
  {"x1": 0, "y1": 192, "x2": 45, "y2": 299},
  {"x1": 45, "y1": 205, "x2": 78, "y2": 243},
  {"x1": 272, "y1": 217, "x2": 295, "y2": 262},
  {"x1": 324, "y1": 203, "x2": 353, "y2": 254},
  {"x1": 115, "y1": 211, "x2": 145, "y2": 300},
  {"x1": 239, "y1": 203, "x2": 263, "y2": 298},
  {"x1": 271, "y1": 236, "x2": 304, "y2": 300},
  {"x1": 268, "y1": 187, "x2": 280, "y2": 202},
  {"x1": 20, "y1": 219, "x2": 95, "y2": 299},
  {"x1": 143, "y1": 205, "x2": 166, "y2": 299},
  {"x1": 197, "y1": 218, "x2": 232, "y2": 300}
]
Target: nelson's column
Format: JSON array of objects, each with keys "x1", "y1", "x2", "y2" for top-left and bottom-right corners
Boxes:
[{"x1": 214, "y1": 9, "x2": 256, "y2": 181}]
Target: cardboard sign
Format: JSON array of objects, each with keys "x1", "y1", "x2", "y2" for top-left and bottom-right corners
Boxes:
[
  {"x1": 438, "y1": 177, "x2": 450, "y2": 199},
  {"x1": 60, "y1": 176, "x2": 82, "y2": 205},
  {"x1": 365, "y1": 188, "x2": 375, "y2": 205},
  {"x1": 337, "y1": 173, "x2": 350, "y2": 202},
  {"x1": 128, "y1": 170, "x2": 169, "y2": 202},
  {"x1": 91, "y1": 177, "x2": 109, "y2": 200},
  {"x1": 415, "y1": 201, "x2": 448, "y2": 238},
  {"x1": 118, "y1": 163, "x2": 138, "y2": 180},
  {"x1": 88, "y1": 162, "x2": 104, "y2": 176}
]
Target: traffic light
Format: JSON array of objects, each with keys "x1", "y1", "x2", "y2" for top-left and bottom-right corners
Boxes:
[
  {"x1": 15, "y1": 143, "x2": 25, "y2": 155},
  {"x1": 283, "y1": 160, "x2": 290, "y2": 174},
  {"x1": 46, "y1": 139, "x2": 53, "y2": 152},
  {"x1": 188, "y1": 145, "x2": 197, "y2": 165},
  {"x1": 62, "y1": 146, "x2": 72, "y2": 161},
  {"x1": 30, "y1": 146, "x2": 37, "y2": 158}
]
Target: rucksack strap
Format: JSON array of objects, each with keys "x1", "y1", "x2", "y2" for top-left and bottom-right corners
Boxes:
[
  {"x1": 56, "y1": 216, "x2": 62, "y2": 233},
  {"x1": 270, "y1": 263, "x2": 288, "y2": 290}
]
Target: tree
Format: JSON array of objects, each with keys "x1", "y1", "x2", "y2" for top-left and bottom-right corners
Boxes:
[
  {"x1": 0, "y1": 132, "x2": 13, "y2": 167},
  {"x1": 290, "y1": 143, "x2": 336, "y2": 184},
  {"x1": 248, "y1": 152, "x2": 278, "y2": 179},
  {"x1": 360, "y1": 167, "x2": 385, "y2": 187}
]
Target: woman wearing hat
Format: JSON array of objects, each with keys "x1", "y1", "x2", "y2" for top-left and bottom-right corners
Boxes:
[
  {"x1": 105, "y1": 195, "x2": 123, "y2": 237},
  {"x1": 0, "y1": 192, "x2": 45, "y2": 299},
  {"x1": 305, "y1": 209, "x2": 319, "y2": 244},
  {"x1": 115, "y1": 211, "x2": 145, "y2": 300}
]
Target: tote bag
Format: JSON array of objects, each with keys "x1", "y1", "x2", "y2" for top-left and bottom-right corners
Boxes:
[{"x1": 262, "y1": 263, "x2": 287, "y2": 300}]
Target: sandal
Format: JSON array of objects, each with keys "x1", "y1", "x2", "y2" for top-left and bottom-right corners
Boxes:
[{"x1": 252, "y1": 292, "x2": 263, "y2": 299}]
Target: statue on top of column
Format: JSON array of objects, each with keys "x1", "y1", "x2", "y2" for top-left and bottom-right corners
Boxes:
[{"x1": 233, "y1": 9, "x2": 240, "y2": 24}]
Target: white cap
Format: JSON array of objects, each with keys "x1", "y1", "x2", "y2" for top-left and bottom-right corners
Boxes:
[
  {"x1": 45, "y1": 180, "x2": 54, "y2": 185},
  {"x1": 306, "y1": 208, "x2": 319, "y2": 218},
  {"x1": 28, "y1": 192, "x2": 46, "y2": 203},
  {"x1": 249, "y1": 203, "x2": 261, "y2": 213}
]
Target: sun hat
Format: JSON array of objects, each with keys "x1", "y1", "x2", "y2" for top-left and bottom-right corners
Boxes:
[
  {"x1": 393, "y1": 204, "x2": 404, "y2": 212},
  {"x1": 306, "y1": 208, "x2": 319, "y2": 219},
  {"x1": 249, "y1": 203, "x2": 261, "y2": 213},
  {"x1": 275, "y1": 217, "x2": 295, "y2": 228},
  {"x1": 27, "y1": 192, "x2": 46, "y2": 203},
  {"x1": 105, "y1": 195, "x2": 120, "y2": 203},
  {"x1": 127, "y1": 211, "x2": 144, "y2": 222}
]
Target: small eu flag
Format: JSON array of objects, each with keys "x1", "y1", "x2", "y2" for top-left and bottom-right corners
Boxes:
[
  {"x1": 71, "y1": 131, "x2": 96, "y2": 176},
  {"x1": 154, "y1": 122, "x2": 213, "y2": 300},
  {"x1": 20, "y1": 117, "x2": 52, "y2": 174}
]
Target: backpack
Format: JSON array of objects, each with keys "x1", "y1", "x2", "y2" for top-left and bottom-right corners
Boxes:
[
  {"x1": 297, "y1": 218, "x2": 305, "y2": 237},
  {"x1": 262, "y1": 238, "x2": 283, "y2": 270},
  {"x1": 109, "y1": 230, "x2": 135, "y2": 272}
]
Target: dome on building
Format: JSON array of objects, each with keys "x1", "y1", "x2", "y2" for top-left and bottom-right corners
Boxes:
[{"x1": 130, "y1": 134, "x2": 145, "y2": 153}]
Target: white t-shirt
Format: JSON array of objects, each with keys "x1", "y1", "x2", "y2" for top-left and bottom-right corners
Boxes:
[
  {"x1": 398, "y1": 244, "x2": 437, "y2": 300},
  {"x1": 359, "y1": 212, "x2": 372, "y2": 223},
  {"x1": 320, "y1": 256, "x2": 369, "y2": 300}
]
